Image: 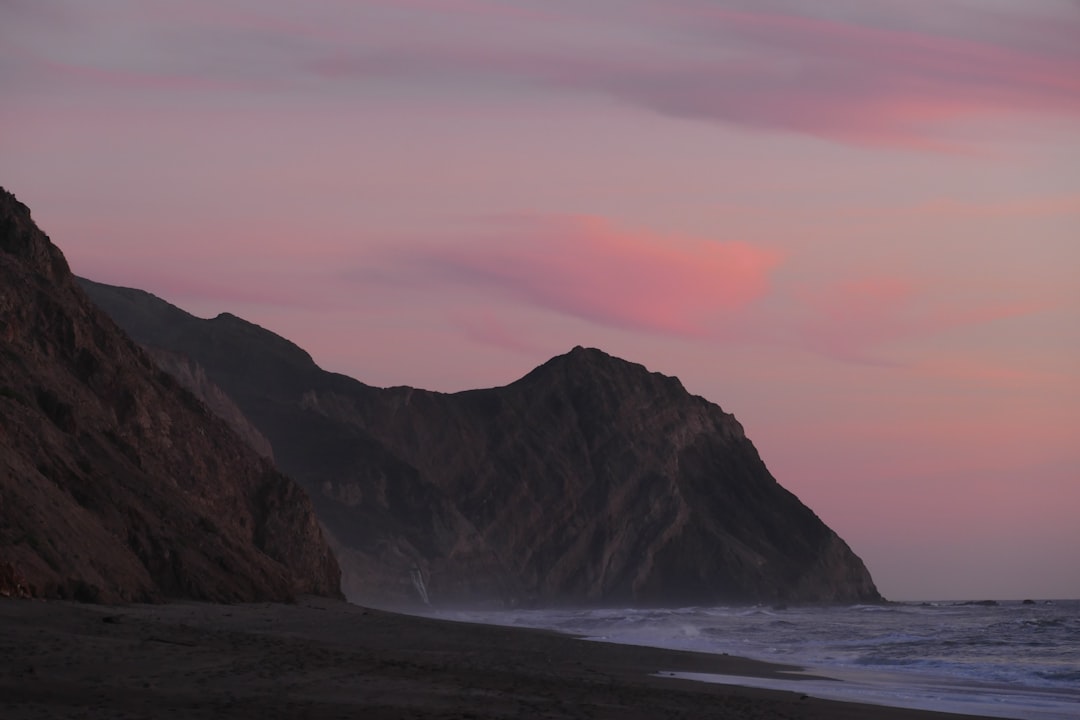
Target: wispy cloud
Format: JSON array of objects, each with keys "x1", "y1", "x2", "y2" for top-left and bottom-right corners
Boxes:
[
  {"x1": 394, "y1": 214, "x2": 783, "y2": 338},
  {"x1": 344, "y1": 212, "x2": 1059, "y2": 363},
  {"x1": 791, "y1": 274, "x2": 1051, "y2": 363},
  {"x1": 305, "y1": 0, "x2": 1080, "y2": 149},
  {"x1": 450, "y1": 308, "x2": 547, "y2": 356},
  {"x1": 5, "y1": 1, "x2": 1077, "y2": 149},
  {"x1": 909, "y1": 194, "x2": 1080, "y2": 219}
]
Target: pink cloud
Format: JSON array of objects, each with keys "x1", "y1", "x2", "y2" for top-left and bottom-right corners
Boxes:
[
  {"x1": 911, "y1": 357, "x2": 1069, "y2": 390},
  {"x1": 306, "y1": 1, "x2": 1080, "y2": 150},
  {"x1": 35, "y1": 59, "x2": 224, "y2": 93},
  {"x1": 793, "y1": 274, "x2": 1051, "y2": 363},
  {"x1": 624, "y1": 6, "x2": 1078, "y2": 146},
  {"x1": 356, "y1": 0, "x2": 558, "y2": 22},
  {"x1": 7, "y1": 1, "x2": 1078, "y2": 149},
  {"x1": 410, "y1": 215, "x2": 783, "y2": 338},
  {"x1": 450, "y1": 309, "x2": 546, "y2": 356},
  {"x1": 911, "y1": 194, "x2": 1080, "y2": 219},
  {"x1": 364, "y1": 221, "x2": 1055, "y2": 363},
  {"x1": 796, "y1": 276, "x2": 916, "y2": 362}
]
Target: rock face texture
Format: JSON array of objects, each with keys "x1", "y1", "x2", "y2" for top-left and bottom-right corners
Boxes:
[
  {"x1": 84, "y1": 279, "x2": 883, "y2": 608},
  {"x1": 0, "y1": 188, "x2": 340, "y2": 603},
  {"x1": 146, "y1": 347, "x2": 275, "y2": 461}
]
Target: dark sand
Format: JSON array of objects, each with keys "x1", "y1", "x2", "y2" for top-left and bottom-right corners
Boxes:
[{"x1": 1, "y1": 597, "x2": 1011, "y2": 719}]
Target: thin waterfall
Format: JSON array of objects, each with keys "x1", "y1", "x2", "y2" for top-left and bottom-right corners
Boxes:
[{"x1": 410, "y1": 564, "x2": 430, "y2": 605}]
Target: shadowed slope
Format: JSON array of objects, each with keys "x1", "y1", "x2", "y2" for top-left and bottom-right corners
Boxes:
[
  {"x1": 0, "y1": 188, "x2": 340, "y2": 602},
  {"x1": 81, "y1": 286, "x2": 881, "y2": 607}
]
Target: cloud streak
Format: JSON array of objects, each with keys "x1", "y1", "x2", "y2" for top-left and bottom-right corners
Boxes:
[
  {"x1": 372, "y1": 216, "x2": 1055, "y2": 364},
  {"x1": 306, "y1": 0, "x2": 1080, "y2": 149},
  {"x1": 5, "y1": 1, "x2": 1078, "y2": 149},
  {"x1": 404, "y1": 215, "x2": 783, "y2": 338},
  {"x1": 792, "y1": 274, "x2": 1051, "y2": 363}
]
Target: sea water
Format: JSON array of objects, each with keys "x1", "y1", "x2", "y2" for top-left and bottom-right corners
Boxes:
[{"x1": 430, "y1": 600, "x2": 1080, "y2": 719}]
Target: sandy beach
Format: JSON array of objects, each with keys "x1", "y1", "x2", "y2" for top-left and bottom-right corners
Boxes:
[{"x1": 0, "y1": 597, "x2": 1015, "y2": 720}]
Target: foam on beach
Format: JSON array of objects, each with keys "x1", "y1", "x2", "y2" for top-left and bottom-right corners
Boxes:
[
  {"x1": 431, "y1": 599, "x2": 1080, "y2": 719},
  {"x1": 660, "y1": 668, "x2": 1080, "y2": 720}
]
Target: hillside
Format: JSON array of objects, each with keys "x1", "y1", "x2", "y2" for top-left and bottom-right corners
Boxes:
[
  {"x1": 0, "y1": 188, "x2": 340, "y2": 602},
  {"x1": 82, "y1": 278, "x2": 882, "y2": 607}
]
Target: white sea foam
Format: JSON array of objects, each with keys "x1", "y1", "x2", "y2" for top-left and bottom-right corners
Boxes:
[
  {"x1": 660, "y1": 669, "x2": 1080, "y2": 720},
  {"x1": 429, "y1": 600, "x2": 1080, "y2": 719}
]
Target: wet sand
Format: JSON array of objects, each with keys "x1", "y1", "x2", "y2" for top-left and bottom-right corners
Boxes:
[{"x1": 0, "y1": 597, "x2": 1012, "y2": 719}]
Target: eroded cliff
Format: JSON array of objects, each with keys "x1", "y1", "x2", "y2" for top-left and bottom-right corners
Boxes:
[{"x1": 0, "y1": 188, "x2": 341, "y2": 602}]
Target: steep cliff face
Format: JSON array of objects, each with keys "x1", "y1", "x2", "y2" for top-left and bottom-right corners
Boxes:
[
  {"x1": 319, "y1": 348, "x2": 880, "y2": 605},
  {"x1": 146, "y1": 347, "x2": 275, "y2": 460},
  {"x1": 76, "y1": 283, "x2": 515, "y2": 606},
  {"x1": 82, "y1": 283, "x2": 883, "y2": 607},
  {"x1": 0, "y1": 188, "x2": 341, "y2": 603}
]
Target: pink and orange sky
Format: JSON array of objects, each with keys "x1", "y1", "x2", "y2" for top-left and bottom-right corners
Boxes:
[{"x1": 3, "y1": 0, "x2": 1078, "y2": 600}]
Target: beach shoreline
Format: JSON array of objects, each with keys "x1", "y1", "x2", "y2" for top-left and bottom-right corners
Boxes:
[{"x1": 0, "y1": 596, "x2": 1014, "y2": 719}]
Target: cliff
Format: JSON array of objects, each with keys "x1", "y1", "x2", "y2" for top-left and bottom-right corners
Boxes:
[
  {"x1": 83, "y1": 278, "x2": 883, "y2": 607},
  {"x1": 0, "y1": 187, "x2": 341, "y2": 602}
]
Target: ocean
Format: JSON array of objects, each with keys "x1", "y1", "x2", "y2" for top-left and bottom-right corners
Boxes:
[{"x1": 429, "y1": 600, "x2": 1080, "y2": 719}]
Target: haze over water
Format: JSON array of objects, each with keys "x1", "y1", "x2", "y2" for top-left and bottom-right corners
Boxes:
[{"x1": 3, "y1": 1, "x2": 1078, "y2": 601}]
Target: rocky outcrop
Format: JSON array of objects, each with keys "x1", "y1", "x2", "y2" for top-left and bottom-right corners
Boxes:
[
  {"x1": 146, "y1": 347, "x2": 275, "y2": 460},
  {"x1": 0, "y1": 187, "x2": 341, "y2": 603},
  {"x1": 339, "y1": 347, "x2": 881, "y2": 606},
  {"x1": 81, "y1": 288, "x2": 883, "y2": 608}
]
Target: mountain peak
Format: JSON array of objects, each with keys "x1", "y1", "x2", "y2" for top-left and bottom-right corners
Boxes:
[
  {"x1": 518, "y1": 345, "x2": 687, "y2": 398},
  {"x1": 0, "y1": 187, "x2": 69, "y2": 281}
]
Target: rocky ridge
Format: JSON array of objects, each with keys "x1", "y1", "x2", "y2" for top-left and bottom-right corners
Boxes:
[
  {"x1": 82, "y1": 279, "x2": 883, "y2": 608},
  {"x1": 0, "y1": 187, "x2": 341, "y2": 602}
]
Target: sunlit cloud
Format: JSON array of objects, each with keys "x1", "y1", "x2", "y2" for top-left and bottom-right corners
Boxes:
[
  {"x1": 398, "y1": 215, "x2": 784, "y2": 338},
  {"x1": 349, "y1": 215, "x2": 1059, "y2": 364}
]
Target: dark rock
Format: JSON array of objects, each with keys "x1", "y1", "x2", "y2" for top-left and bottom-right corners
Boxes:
[
  {"x1": 81, "y1": 284, "x2": 884, "y2": 608},
  {"x1": 0, "y1": 561, "x2": 33, "y2": 598},
  {"x1": 146, "y1": 347, "x2": 275, "y2": 460},
  {"x1": 0, "y1": 187, "x2": 341, "y2": 603}
]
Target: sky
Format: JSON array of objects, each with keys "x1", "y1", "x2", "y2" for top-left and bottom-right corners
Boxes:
[{"x1": 2, "y1": 0, "x2": 1078, "y2": 601}]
